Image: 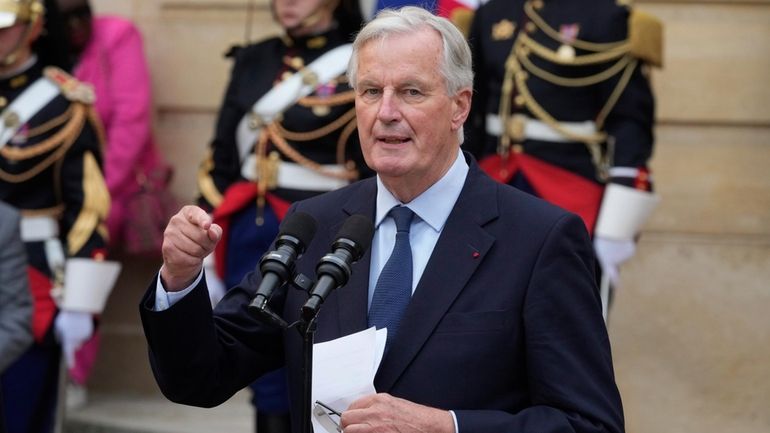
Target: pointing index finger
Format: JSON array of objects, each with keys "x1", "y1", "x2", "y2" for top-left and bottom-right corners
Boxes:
[{"x1": 183, "y1": 205, "x2": 212, "y2": 230}]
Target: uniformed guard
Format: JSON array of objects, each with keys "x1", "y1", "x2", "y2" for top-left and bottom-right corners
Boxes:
[
  {"x1": 196, "y1": 1, "x2": 369, "y2": 432},
  {"x1": 466, "y1": 0, "x2": 662, "y2": 318},
  {"x1": 0, "y1": 1, "x2": 118, "y2": 431}
]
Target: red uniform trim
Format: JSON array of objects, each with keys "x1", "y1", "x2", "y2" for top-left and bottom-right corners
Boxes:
[
  {"x1": 27, "y1": 267, "x2": 56, "y2": 343},
  {"x1": 634, "y1": 167, "x2": 651, "y2": 191},
  {"x1": 211, "y1": 181, "x2": 291, "y2": 278},
  {"x1": 479, "y1": 153, "x2": 604, "y2": 234},
  {"x1": 437, "y1": 0, "x2": 473, "y2": 17}
]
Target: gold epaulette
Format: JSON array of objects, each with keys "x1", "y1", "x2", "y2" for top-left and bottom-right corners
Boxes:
[
  {"x1": 197, "y1": 149, "x2": 224, "y2": 209},
  {"x1": 628, "y1": 9, "x2": 664, "y2": 68},
  {"x1": 43, "y1": 67, "x2": 96, "y2": 104},
  {"x1": 450, "y1": 9, "x2": 475, "y2": 38}
]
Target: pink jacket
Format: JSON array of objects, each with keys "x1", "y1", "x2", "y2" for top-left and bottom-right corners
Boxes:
[{"x1": 74, "y1": 16, "x2": 168, "y2": 243}]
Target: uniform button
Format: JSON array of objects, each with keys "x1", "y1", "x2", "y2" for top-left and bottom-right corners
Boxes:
[
  {"x1": 288, "y1": 56, "x2": 304, "y2": 69},
  {"x1": 525, "y1": 22, "x2": 537, "y2": 34}
]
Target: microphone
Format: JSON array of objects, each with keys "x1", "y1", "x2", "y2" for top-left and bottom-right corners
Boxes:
[
  {"x1": 301, "y1": 214, "x2": 374, "y2": 321},
  {"x1": 248, "y1": 212, "x2": 317, "y2": 318}
]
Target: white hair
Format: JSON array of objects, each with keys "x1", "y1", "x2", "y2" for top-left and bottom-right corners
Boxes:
[{"x1": 346, "y1": 6, "x2": 474, "y2": 96}]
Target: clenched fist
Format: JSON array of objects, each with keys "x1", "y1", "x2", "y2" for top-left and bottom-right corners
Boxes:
[{"x1": 160, "y1": 205, "x2": 223, "y2": 291}]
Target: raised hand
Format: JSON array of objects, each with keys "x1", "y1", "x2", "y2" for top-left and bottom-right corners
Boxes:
[{"x1": 160, "y1": 205, "x2": 222, "y2": 291}]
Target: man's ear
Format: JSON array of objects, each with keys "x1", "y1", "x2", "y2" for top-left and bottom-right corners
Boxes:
[
  {"x1": 29, "y1": 16, "x2": 45, "y2": 43},
  {"x1": 450, "y1": 87, "x2": 472, "y2": 132}
]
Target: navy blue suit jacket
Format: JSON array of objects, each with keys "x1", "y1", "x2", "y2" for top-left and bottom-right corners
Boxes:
[{"x1": 140, "y1": 154, "x2": 624, "y2": 433}]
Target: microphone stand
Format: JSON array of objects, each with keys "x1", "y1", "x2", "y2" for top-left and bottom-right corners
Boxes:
[
  {"x1": 249, "y1": 272, "x2": 320, "y2": 433},
  {"x1": 298, "y1": 311, "x2": 318, "y2": 433}
]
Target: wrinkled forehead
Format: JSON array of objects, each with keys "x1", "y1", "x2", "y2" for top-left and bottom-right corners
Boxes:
[
  {"x1": 354, "y1": 30, "x2": 446, "y2": 89},
  {"x1": 359, "y1": 27, "x2": 441, "y2": 59}
]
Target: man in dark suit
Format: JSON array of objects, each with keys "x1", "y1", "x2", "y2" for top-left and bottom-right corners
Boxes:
[{"x1": 140, "y1": 6, "x2": 623, "y2": 433}]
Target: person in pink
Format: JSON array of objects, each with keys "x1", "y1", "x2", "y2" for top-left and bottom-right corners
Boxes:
[
  {"x1": 59, "y1": 0, "x2": 169, "y2": 245},
  {"x1": 57, "y1": 0, "x2": 170, "y2": 406}
]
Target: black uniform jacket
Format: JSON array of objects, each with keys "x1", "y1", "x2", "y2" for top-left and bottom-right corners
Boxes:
[{"x1": 467, "y1": 0, "x2": 655, "y2": 183}]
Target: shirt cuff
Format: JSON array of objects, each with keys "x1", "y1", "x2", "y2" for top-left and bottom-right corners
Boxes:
[
  {"x1": 449, "y1": 410, "x2": 459, "y2": 433},
  {"x1": 154, "y1": 268, "x2": 204, "y2": 311}
]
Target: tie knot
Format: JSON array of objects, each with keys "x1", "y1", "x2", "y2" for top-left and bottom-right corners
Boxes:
[{"x1": 389, "y1": 206, "x2": 414, "y2": 233}]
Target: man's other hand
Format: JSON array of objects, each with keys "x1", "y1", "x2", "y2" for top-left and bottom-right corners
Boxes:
[{"x1": 341, "y1": 393, "x2": 454, "y2": 433}]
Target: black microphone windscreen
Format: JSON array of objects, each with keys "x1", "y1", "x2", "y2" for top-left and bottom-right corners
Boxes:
[
  {"x1": 336, "y1": 214, "x2": 374, "y2": 254},
  {"x1": 279, "y1": 212, "x2": 317, "y2": 247}
]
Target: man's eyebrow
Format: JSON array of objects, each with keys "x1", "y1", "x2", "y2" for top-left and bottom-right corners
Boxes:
[
  {"x1": 400, "y1": 79, "x2": 429, "y2": 88},
  {"x1": 356, "y1": 78, "x2": 379, "y2": 87}
]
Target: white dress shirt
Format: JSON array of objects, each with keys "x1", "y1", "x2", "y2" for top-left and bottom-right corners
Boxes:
[{"x1": 368, "y1": 148, "x2": 468, "y2": 308}]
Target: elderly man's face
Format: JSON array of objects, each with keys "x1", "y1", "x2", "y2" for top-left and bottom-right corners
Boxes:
[{"x1": 353, "y1": 28, "x2": 471, "y2": 200}]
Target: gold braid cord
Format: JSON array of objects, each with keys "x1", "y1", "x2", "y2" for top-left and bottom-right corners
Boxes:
[
  {"x1": 24, "y1": 106, "x2": 72, "y2": 138},
  {"x1": 266, "y1": 122, "x2": 358, "y2": 182},
  {"x1": 0, "y1": 104, "x2": 86, "y2": 183},
  {"x1": 20, "y1": 204, "x2": 65, "y2": 218},
  {"x1": 0, "y1": 104, "x2": 84, "y2": 161},
  {"x1": 245, "y1": 78, "x2": 358, "y2": 224},
  {"x1": 252, "y1": 130, "x2": 271, "y2": 225},
  {"x1": 87, "y1": 107, "x2": 108, "y2": 154},
  {"x1": 524, "y1": 1, "x2": 626, "y2": 52},
  {"x1": 298, "y1": 90, "x2": 355, "y2": 108},
  {"x1": 68, "y1": 151, "x2": 110, "y2": 254},
  {"x1": 497, "y1": 1, "x2": 642, "y2": 180},
  {"x1": 337, "y1": 118, "x2": 358, "y2": 164},
  {"x1": 272, "y1": 107, "x2": 356, "y2": 143},
  {"x1": 197, "y1": 150, "x2": 224, "y2": 208}
]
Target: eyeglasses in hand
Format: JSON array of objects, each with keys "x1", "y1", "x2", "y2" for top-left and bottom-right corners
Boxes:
[{"x1": 313, "y1": 400, "x2": 342, "y2": 432}]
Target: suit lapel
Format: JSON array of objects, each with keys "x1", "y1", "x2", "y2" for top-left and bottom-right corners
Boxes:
[{"x1": 374, "y1": 164, "x2": 499, "y2": 391}]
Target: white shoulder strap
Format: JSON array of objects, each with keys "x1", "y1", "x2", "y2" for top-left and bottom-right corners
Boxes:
[
  {"x1": 236, "y1": 43, "x2": 354, "y2": 167},
  {"x1": 0, "y1": 76, "x2": 61, "y2": 149}
]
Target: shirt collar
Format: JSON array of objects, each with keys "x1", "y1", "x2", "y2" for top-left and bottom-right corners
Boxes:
[
  {"x1": 0, "y1": 55, "x2": 37, "y2": 81},
  {"x1": 375, "y1": 149, "x2": 468, "y2": 232}
]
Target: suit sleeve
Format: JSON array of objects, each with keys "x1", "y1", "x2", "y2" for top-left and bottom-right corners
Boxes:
[
  {"x1": 603, "y1": 64, "x2": 655, "y2": 186},
  {"x1": 0, "y1": 208, "x2": 33, "y2": 372},
  {"x1": 600, "y1": 7, "x2": 656, "y2": 190},
  {"x1": 139, "y1": 267, "x2": 285, "y2": 407},
  {"x1": 454, "y1": 213, "x2": 624, "y2": 433}
]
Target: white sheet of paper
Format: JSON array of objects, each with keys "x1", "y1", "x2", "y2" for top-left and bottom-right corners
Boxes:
[{"x1": 310, "y1": 326, "x2": 388, "y2": 433}]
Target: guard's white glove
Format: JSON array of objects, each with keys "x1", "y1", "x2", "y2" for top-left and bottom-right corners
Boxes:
[
  {"x1": 593, "y1": 236, "x2": 636, "y2": 288},
  {"x1": 203, "y1": 252, "x2": 227, "y2": 307},
  {"x1": 54, "y1": 310, "x2": 94, "y2": 368}
]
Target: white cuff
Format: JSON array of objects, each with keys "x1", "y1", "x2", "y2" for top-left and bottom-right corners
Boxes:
[
  {"x1": 594, "y1": 183, "x2": 660, "y2": 240},
  {"x1": 154, "y1": 267, "x2": 204, "y2": 311},
  {"x1": 61, "y1": 258, "x2": 121, "y2": 313}
]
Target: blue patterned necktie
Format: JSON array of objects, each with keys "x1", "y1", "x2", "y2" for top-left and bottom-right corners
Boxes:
[{"x1": 368, "y1": 206, "x2": 415, "y2": 347}]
